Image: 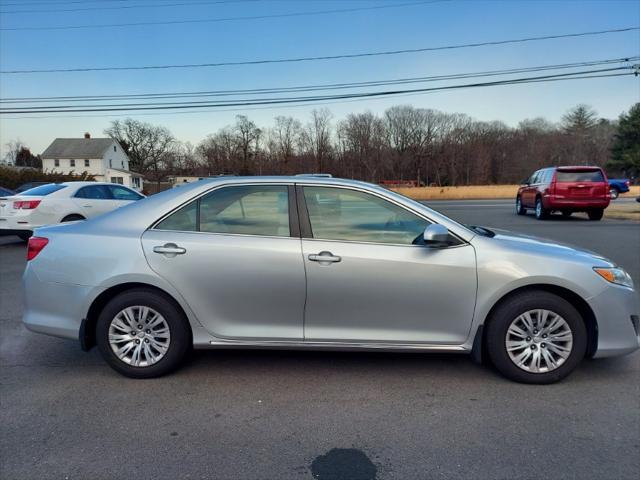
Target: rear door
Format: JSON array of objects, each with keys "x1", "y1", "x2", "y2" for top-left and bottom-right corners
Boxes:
[
  {"x1": 72, "y1": 185, "x2": 117, "y2": 218},
  {"x1": 141, "y1": 183, "x2": 306, "y2": 340},
  {"x1": 554, "y1": 168, "x2": 608, "y2": 201}
]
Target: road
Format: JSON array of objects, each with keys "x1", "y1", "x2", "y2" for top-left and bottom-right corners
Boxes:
[{"x1": 1, "y1": 200, "x2": 638, "y2": 480}]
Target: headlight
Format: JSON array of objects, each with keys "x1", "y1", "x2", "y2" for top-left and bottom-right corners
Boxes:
[{"x1": 593, "y1": 267, "x2": 634, "y2": 288}]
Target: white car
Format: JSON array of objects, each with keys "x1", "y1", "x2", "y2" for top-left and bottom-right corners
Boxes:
[{"x1": 0, "y1": 182, "x2": 145, "y2": 241}]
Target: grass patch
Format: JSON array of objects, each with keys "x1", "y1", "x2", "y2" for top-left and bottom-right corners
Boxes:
[
  {"x1": 606, "y1": 202, "x2": 640, "y2": 221},
  {"x1": 392, "y1": 185, "x2": 640, "y2": 201}
]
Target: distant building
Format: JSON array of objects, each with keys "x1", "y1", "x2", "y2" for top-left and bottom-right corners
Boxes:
[
  {"x1": 169, "y1": 176, "x2": 207, "y2": 187},
  {"x1": 41, "y1": 133, "x2": 144, "y2": 191}
]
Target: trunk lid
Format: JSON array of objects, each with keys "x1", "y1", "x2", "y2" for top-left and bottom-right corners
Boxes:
[{"x1": 552, "y1": 167, "x2": 608, "y2": 200}]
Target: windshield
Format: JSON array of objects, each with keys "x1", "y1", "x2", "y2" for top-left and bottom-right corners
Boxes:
[{"x1": 19, "y1": 184, "x2": 67, "y2": 196}]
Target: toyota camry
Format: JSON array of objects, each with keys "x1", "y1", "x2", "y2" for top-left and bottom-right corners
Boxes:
[{"x1": 22, "y1": 176, "x2": 639, "y2": 383}]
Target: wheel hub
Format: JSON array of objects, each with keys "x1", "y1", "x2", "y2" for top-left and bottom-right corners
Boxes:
[
  {"x1": 108, "y1": 306, "x2": 171, "y2": 367},
  {"x1": 505, "y1": 309, "x2": 573, "y2": 373}
]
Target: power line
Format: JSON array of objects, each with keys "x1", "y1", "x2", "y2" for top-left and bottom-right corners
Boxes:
[
  {"x1": 0, "y1": 0, "x2": 262, "y2": 15},
  {"x1": 2, "y1": 57, "x2": 636, "y2": 104},
  {"x1": 2, "y1": 26, "x2": 637, "y2": 74},
  {"x1": 2, "y1": 72, "x2": 631, "y2": 120},
  {"x1": 0, "y1": 0, "x2": 445, "y2": 31},
  {"x1": 1, "y1": 67, "x2": 635, "y2": 114}
]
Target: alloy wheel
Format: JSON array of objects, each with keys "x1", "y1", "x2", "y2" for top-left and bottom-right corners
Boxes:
[
  {"x1": 505, "y1": 309, "x2": 573, "y2": 373},
  {"x1": 108, "y1": 306, "x2": 171, "y2": 367}
]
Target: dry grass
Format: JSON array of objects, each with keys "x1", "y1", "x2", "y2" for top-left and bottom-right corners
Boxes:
[
  {"x1": 392, "y1": 185, "x2": 640, "y2": 201},
  {"x1": 605, "y1": 202, "x2": 640, "y2": 221},
  {"x1": 391, "y1": 185, "x2": 518, "y2": 200}
]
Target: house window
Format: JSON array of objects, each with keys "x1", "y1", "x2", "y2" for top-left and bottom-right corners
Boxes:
[
  {"x1": 109, "y1": 159, "x2": 112, "y2": 168},
  {"x1": 84, "y1": 159, "x2": 90, "y2": 167},
  {"x1": 121, "y1": 160, "x2": 124, "y2": 168},
  {"x1": 54, "y1": 159, "x2": 60, "y2": 167},
  {"x1": 132, "y1": 177, "x2": 141, "y2": 188},
  {"x1": 70, "y1": 159, "x2": 76, "y2": 167},
  {"x1": 110, "y1": 177, "x2": 124, "y2": 185},
  {"x1": 113, "y1": 146, "x2": 117, "y2": 152}
]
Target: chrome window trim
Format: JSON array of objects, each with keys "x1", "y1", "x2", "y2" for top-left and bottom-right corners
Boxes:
[{"x1": 149, "y1": 180, "x2": 468, "y2": 247}]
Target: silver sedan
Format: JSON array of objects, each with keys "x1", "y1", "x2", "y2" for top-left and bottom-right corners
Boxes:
[{"x1": 22, "y1": 176, "x2": 639, "y2": 383}]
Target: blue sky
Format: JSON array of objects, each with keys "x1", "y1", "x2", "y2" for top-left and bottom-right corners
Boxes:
[{"x1": 1, "y1": 0, "x2": 639, "y2": 156}]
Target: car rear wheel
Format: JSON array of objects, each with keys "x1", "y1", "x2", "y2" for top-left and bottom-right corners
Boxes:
[
  {"x1": 535, "y1": 198, "x2": 548, "y2": 220},
  {"x1": 486, "y1": 291, "x2": 587, "y2": 384},
  {"x1": 96, "y1": 288, "x2": 191, "y2": 378},
  {"x1": 515, "y1": 197, "x2": 526, "y2": 215},
  {"x1": 588, "y1": 209, "x2": 604, "y2": 221},
  {"x1": 609, "y1": 187, "x2": 619, "y2": 200}
]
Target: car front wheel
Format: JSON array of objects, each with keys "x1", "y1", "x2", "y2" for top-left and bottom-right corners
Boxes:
[
  {"x1": 486, "y1": 291, "x2": 587, "y2": 384},
  {"x1": 96, "y1": 288, "x2": 191, "y2": 378}
]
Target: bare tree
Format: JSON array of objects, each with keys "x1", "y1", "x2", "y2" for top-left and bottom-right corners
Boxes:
[
  {"x1": 234, "y1": 115, "x2": 261, "y2": 175},
  {"x1": 301, "y1": 109, "x2": 332, "y2": 172},
  {"x1": 104, "y1": 119, "x2": 176, "y2": 185},
  {"x1": 3, "y1": 139, "x2": 24, "y2": 166},
  {"x1": 269, "y1": 116, "x2": 302, "y2": 173}
]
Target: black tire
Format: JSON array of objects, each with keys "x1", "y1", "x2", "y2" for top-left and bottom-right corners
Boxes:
[
  {"x1": 17, "y1": 231, "x2": 32, "y2": 242},
  {"x1": 588, "y1": 209, "x2": 604, "y2": 221},
  {"x1": 96, "y1": 288, "x2": 191, "y2": 378},
  {"x1": 61, "y1": 214, "x2": 85, "y2": 222},
  {"x1": 485, "y1": 291, "x2": 587, "y2": 384},
  {"x1": 561, "y1": 210, "x2": 572, "y2": 218},
  {"x1": 609, "y1": 187, "x2": 619, "y2": 200},
  {"x1": 535, "y1": 198, "x2": 548, "y2": 220},
  {"x1": 515, "y1": 196, "x2": 526, "y2": 215}
]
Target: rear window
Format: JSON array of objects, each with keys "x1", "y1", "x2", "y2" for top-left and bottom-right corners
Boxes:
[
  {"x1": 19, "y1": 184, "x2": 67, "y2": 196},
  {"x1": 556, "y1": 170, "x2": 604, "y2": 182}
]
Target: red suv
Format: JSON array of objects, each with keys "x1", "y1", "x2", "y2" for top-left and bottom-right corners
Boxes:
[{"x1": 516, "y1": 166, "x2": 610, "y2": 221}]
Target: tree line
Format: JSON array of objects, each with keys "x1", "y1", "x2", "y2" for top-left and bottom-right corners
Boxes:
[{"x1": 5, "y1": 103, "x2": 639, "y2": 186}]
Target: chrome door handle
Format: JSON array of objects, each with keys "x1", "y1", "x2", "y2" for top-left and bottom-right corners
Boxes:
[
  {"x1": 308, "y1": 251, "x2": 341, "y2": 264},
  {"x1": 82, "y1": 205, "x2": 92, "y2": 208},
  {"x1": 153, "y1": 243, "x2": 186, "y2": 256}
]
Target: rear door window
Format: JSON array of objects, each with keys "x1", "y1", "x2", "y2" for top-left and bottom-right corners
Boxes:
[
  {"x1": 75, "y1": 185, "x2": 113, "y2": 199},
  {"x1": 155, "y1": 185, "x2": 290, "y2": 237},
  {"x1": 556, "y1": 170, "x2": 604, "y2": 182}
]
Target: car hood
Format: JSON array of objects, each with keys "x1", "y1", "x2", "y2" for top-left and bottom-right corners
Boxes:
[{"x1": 482, "y1": 227, "x2": 614, "y2": 266}]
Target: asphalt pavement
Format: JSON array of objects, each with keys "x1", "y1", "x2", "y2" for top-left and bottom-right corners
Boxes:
[{"x1": 1, "y1": 200, "x2": 638, "y2": 480}]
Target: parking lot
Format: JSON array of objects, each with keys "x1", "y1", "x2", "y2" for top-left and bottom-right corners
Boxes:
[{"x1": 1, "y1": 199, "x2": 638, "y2": 480}]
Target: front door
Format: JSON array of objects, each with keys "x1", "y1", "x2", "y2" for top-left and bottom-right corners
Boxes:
[
  {"x1": 299, "y1": 186, "x2": 477, "y2": 345},
  {"x1": 521, "y1": 170, "x2": 540, "y2": 208},
  {"x1": 142, "y1": 184, "x2": 306, "y2": 340}
]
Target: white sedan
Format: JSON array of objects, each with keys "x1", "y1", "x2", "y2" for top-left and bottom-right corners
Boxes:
[{"x1": 0, "y1": 182, "x2": 145, "y2": 241}]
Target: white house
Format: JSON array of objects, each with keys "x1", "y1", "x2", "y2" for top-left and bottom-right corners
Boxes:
[{"x1": 41, "y1": 133, "x2": 144, "y2": 191}]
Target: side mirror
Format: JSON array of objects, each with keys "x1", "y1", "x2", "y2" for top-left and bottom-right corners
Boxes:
[{"x1": 423, "y1": 224, "x2": 449, "y2": 246}]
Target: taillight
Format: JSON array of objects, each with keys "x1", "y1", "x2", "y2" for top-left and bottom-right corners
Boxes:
[
  {"x1": 27, "y1": 237, "x2": 48, "y2": 261},
  {"x1": 14, "y1": 200, "x2": 41, "y2": 210}
]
